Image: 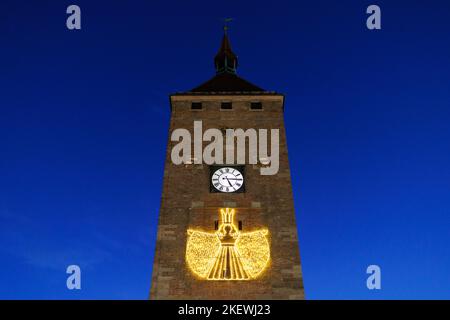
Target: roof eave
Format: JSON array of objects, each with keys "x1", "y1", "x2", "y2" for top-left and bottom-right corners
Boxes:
[{"x1": 170, "y1": 91, "x2": 283, "y2": 96}]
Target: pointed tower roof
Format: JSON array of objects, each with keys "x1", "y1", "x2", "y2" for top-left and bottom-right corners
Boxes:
[
  {"x1": 183, "y1": 29, "x2": 269, "y2": 94},
  {"x1": 214, "y1": 32, "x2": 238, "y2": 74}
]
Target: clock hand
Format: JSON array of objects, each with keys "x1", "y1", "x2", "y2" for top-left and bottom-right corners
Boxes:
[{"x1": 225, "y1": 177, "x2": 233, "y2": 187}]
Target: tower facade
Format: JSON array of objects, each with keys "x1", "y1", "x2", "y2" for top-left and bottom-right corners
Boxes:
[{"x1": 150, "y1": 32, "x2": 304, "y2": 299}]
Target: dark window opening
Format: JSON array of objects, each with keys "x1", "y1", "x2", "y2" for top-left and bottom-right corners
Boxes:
[
  {"x1": 191, "y1": 102, "x2": 203, "y2": 110},
  {"x1": 221, "y1": 102, "x2": 232, "y2": 110},
  {"x1": 250, "y1": 102, "x2": 263, "y2": 110},
  {"x1": 238, "y1": 221, "x2": 243, "y2": 231},
  {"x1": 214, "y1": 220, "x2": 219, "y2": 230}
]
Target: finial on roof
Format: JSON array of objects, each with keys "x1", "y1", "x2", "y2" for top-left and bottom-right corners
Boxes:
[{"x1": 223, "y1": 17, "x2": 233, "y2": 34}]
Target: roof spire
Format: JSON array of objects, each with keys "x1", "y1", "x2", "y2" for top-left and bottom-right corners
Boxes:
[{"x1": 215, "y1": 18, "x2": 238, "y2": 74}]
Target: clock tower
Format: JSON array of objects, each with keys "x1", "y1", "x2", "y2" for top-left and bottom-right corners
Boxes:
[{"x1": 150, "y1": 30, "x2": 304, "y2": 299}]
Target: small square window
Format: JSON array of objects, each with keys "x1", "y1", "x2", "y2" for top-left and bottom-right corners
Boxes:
[
  {"x1": 221, "y1": 102, "x2": 232, "y2": 110},
  {"x1": 191, "y1": 102, "x2": 203, "y2": 110},
  {"x1": 250, "y1": 102, "x2": 263, "y2": 110}
]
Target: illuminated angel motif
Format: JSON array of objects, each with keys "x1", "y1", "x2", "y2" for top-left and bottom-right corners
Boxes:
[{"x1": 186, "y1": 208, "x2": 270, "y2": 280}]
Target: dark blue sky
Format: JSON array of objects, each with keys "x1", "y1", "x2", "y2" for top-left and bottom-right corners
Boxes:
[{"x1": 1, "y1": 0, "x2": 450, "y2": 299}]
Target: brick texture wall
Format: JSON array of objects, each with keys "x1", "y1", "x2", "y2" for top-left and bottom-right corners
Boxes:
[{"x1": 150, "y1": 94, "x2": 304, "y2": 299}]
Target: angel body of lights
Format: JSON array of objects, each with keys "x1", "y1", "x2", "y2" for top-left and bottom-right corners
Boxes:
[{"x1": 186, "y1": 208, "x2": 270, "y2": 280}]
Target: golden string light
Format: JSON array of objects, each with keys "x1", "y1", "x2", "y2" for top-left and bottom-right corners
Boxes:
[{"x1": 186, "y1": 208, "x2": 270, "y2": 280}]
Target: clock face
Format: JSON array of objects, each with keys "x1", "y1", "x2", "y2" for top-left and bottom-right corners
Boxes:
[{"x1": 211, "y1": 167, "x2": 244, "y2": 193}]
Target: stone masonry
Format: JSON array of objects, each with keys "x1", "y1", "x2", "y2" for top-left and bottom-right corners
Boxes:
[{"x1": 150, "y1": 94, "x2": 304, "y2": 299}]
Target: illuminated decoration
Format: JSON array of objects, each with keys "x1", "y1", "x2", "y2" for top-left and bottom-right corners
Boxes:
[{"x1": 186, "y1": 208, "x2": 270, "y2": 280}]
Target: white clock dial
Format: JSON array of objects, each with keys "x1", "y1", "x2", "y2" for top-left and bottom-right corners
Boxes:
[{"x1": 211, "y1": 167, "x2": 244, "y2": 193}]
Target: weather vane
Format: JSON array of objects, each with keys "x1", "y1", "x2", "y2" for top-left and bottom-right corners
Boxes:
[{"x1": 223, "y1": 17, "x2": 233, "y2": 33}]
